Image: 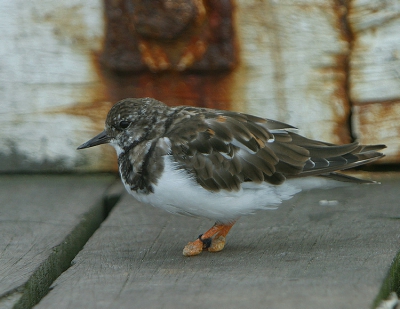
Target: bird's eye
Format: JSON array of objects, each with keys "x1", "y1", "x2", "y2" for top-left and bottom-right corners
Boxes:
[{"x1": 119, "y1": 120, "x2": 131, "y2": 129}]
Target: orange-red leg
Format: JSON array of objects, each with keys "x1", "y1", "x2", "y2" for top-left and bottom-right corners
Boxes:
[{"x1": 182, "y1": 221, "x2": 236, "y2": 256}]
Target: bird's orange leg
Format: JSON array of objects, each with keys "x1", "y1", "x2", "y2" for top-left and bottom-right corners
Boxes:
[{"x1": 182, "y1": 221, "x2": 236, "y2": 256}]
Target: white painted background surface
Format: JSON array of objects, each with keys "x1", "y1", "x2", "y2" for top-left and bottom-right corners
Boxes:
[
  {"x1": 1, "y1": 0, "x2": 399, "y2": 171},
  {"x1": 0, "y1": 0, "x2": 107, "y2": 171}
]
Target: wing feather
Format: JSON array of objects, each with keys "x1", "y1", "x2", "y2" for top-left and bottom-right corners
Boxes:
[{"x1": 165, "y1": 107, "x2": 385, "y2": 192}]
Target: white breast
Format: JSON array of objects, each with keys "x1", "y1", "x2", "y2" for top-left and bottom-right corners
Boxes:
[{"x1": 122, "y1": 156, "x2": 309, "y2": 222}]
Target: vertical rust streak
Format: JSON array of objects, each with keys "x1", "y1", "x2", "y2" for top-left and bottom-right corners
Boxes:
[{"x1": 335, "y1": 0, "x2": 355, "y2": 141}]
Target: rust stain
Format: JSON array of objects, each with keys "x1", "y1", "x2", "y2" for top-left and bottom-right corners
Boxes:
[
  {"x1": 38, "y1": 4, "x2": 114, "y2": 133},
  {"x1": 139, "y1": 42, "x2": 172, "y2": 71},
  {"x1": 327, "y1": 0, "x2": 354, "y2": 144},
  {"x1": 104, "y1": 70, "x2": 235, "y2": 109},
  {"x1": 41, "y1": 1, "x2": 238, "y2": 171},
  {"x1": 57, "y1": 100, "x2": 113, "y2": 131},
  {"x1": 353, "y1": 100, "x2": 400, "y2": 126},
  {"x1": 132, "y1": 0, "x2": 206, "y2": 40},
  {"x1": 94, "y1": 0, "x2": 238, "y2": 112},
  {"x1": 100, "y1": 0, "x2": 237, "y2": 73},
  {"x1": 352, "y1": 98, "x2": 400, "y2": 107},
  {"x1": 352, "y1": 100, "x2": 400, "y2": 164},
  {"x1": 331, "y1": 53, "x2": 352, "y2": 144},
  {"x1": 49, "y1": 52, "x2": 113, "y2": 132},
  {"x1": 42, "y1": 1, "x2": 400, "y2": 168},
  {"x1": 334, "y1": 0, "x2": 354, "y2": 43},
  {"x1": 315, "y1": 54, "x2": 352, "y2": 144}
]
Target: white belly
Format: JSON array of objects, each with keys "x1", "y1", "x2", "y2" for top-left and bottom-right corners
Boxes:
[
  {"x1": 120, "y1": 156, "x2": 347, "y2": 223},
  {"x1": 121, "y1": 156, "x2": 301, "y2": 222}
]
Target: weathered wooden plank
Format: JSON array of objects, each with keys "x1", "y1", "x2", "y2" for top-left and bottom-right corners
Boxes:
[
  {"x1": 35, "y1": 174, "x2": 400, "y2": 309},
  {"x1": 0, "y1": 175, "x2": 117, "y2": 309}
]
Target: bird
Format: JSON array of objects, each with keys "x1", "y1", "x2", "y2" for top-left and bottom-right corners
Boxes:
[{"x1": 77, "y1": 97, "x2": 386, "y2": 256}]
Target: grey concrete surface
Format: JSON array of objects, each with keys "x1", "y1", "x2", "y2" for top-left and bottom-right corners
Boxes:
[
  {"x1": 0, "y1": 175, "x2": 116, "y2": 309},
  {"x1": 30, "y1": 173, "x2": 400, "y2": 309}
]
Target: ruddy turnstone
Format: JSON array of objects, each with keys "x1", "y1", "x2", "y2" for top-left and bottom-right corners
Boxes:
[{"x1": 78, "y1": 97, "x2": 386, "y2": 256}]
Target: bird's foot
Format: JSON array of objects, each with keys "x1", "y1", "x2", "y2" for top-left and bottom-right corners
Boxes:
[
  {"x1": 182, "y1": 239, "x2": 204, "y2": 256},
  {"x1": 207, "y1": 235, "x2": 226, "y2": 252},
  {"x1": 182, "y1": 222, "x2": 235, "y2": 256}
]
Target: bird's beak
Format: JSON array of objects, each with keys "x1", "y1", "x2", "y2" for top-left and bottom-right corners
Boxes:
[{"x1": 77, "y1": 130, "x2": 111, "y2": 150}]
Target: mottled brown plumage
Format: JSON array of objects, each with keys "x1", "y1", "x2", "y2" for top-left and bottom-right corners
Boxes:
[
  {"x1": 78, "y1": 97, "x2": 386, "y2": 256},
  {"x1": 161, "y1": 104, "x2": 385, "y2": 192}
]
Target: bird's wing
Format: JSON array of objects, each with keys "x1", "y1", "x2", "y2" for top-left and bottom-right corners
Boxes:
[{"x1": 165, "y1": 107, "x2": 385, "y2": 192}]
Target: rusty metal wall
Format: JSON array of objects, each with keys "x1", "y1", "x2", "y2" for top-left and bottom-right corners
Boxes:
[{"x1": 1, "y1": 0, "x2": 399, "y2": 172}]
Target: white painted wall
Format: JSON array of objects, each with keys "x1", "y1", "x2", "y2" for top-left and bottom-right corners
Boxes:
[{"x1": 1, "y1": 0, "x2": 398, "y2": 171}]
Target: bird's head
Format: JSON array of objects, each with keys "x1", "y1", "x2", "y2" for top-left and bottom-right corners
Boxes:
[{"x1": 77, "y1": 98, "x2": 168, "y2": 154}]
